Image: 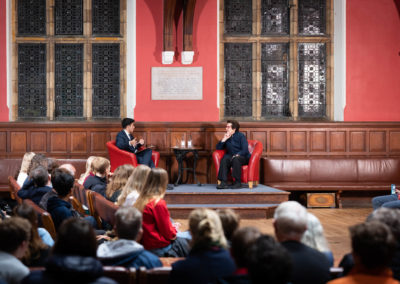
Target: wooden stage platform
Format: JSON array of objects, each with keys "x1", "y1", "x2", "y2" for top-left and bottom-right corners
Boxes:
[{"x1": 164, "y1": 184, "x2": 289, "y2": 219}]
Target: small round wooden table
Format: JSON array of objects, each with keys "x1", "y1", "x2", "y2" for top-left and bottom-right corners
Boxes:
[{"x1": 171, "y1": 146, "x2": 202, "y2": 187}]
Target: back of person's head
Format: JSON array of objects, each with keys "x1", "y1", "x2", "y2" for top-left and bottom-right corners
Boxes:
[
  {"x1": 47, "y1": 158, "x2": 59, "y2": 174},
  {"x1": 0, "y1": 217, "x2": 31, "y2": 254},
  {"x1": 350, "y1": 221, "x2": 396, "y2": 270},
  {"x1": 117, "y1": 165, "x2": 151, "y2": 206},
  {"x1": 121, "y1": 118, "x2": 135, "y2": 129},
  {"x1": 20, "y1": 152, "x2": 36, "y2": 173},
  {"x1": 78, "y1": 156, "x2": 97, "y2": 184},
  {"x1": 273, "y1": 201, "x2": 308, "y2": 241},
  {"x1": 367, "y1": 207, "x2": 400, "y2": 240},
  {"x1": 51, "y1": 168, "x2": 74, "y2": 198},
  {"x1": 301, "y1": 212, "x2": 330, "y2": 252},
  {"x1": 134, "y1": 168, "x2": 168, "y2": 211},
  {"x1": 30, "y1": 165, "x2": 49, "y2": 187},
  {"x1": 231, "y1": 226, "x2": 262, "y2": 268},
  {"x1": 217, "y1": 209, "x2": 240, "y2": 242},
  {"x1": 106, "y1": 164, "x2": 134, "y2": 199},
  {"x1": 227, "y1": 120, "x2": 240, "y2": 132},
  {"x1": 247, "y1": 235, "x2": 292, "y2": 284},
  {"x1": 27, "y1": 153, "x2": 48, "y2": 176},
  {"x1": 91, "y1": 157, "x2": 110, "y2": 175},
  {"x1": 13, "y1": 201, "x2": 38, "y2": 229},
  {"x1": 114, "y1": 207, "x2": 142, "y2": 240},
  {"x1": 189, "y1": 208, "x2": 228, "y2": 249},
  {"x1": 53, "y1": 218, "x2": 97, "y2": 257},
  {"x1": 59, "y1": 163, "x2": 77, "y2": 178}
]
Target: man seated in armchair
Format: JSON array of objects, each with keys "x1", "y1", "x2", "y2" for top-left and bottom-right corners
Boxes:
[
  {"x1": 216, "y1": 120, "x2": 250, "y2": 189},
  {"x1": 116, "y1": 118, "x2": 155, "y2": 168}
]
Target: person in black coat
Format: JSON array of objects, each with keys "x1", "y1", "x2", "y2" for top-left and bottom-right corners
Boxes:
[
  {"x1": 22, "y1": 218, "x2": 117, "y2": 284},
  {"x1": 115, "y1": 118, "x2": 154, "y2": 168},
  {"x1": 83, "y1": 157, "x2": 110, "y2": 196},
  {"x1": 17, "y1": 165, "x2": 52, "y2": 205},
  {"x1": 273, "y1": 201, "x2": 331, "y2": 284}
]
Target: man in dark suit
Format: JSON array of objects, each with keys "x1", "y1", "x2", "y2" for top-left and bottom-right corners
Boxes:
[
  {"x1": 273, "y1": 201, "x2": 331, "y2": 284},
  {"x1": 116, "y1": 118, "x2": 154, "y2": 168}
]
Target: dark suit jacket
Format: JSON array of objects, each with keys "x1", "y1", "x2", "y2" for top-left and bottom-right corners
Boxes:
[
  {"x1": 282, "y1": 240, "x2": 331, "y2": 284},
  {"x1": 115, "y1": 130, "x2": 141, "y2": 153}
]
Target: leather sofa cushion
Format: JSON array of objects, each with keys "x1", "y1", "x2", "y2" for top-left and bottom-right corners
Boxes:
[
  {"x1": 310, "y1": 159, "x2": 358, "y2": 182},
  {"x1": 264, "y1": 159, "x2": 311, "y2": 183},
  {"x1": 357, "y1": 159, "x2": 400, "y2": 182}
]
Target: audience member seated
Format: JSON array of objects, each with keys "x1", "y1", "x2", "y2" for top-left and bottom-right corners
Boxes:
[
  {"x1": 372, "y1": 185, "x2": 400, "y2": 209},
  {"x1": 97, "y1": 207, "x2": 162, "y2": 269},
  {"x1": 26, "y1": 154, "x2": 48, "y2": 180},
  {"x1": 16, "y1": 152, "x2": 35, "y2": 187},
  {"x1": 170, "y1": 208, "x2": 236, "y2": 284},
  {"x1": 83, "y1": 157, "x2": 110, "y2": 196},
  {"x1": 134, "y1": 168, "x2": 189, "y2": 257},
  {"x1": 218, "y1": 226, "x2": 262, "y2": 284},
  {"x1": 105, "y1": 164, "x2": 134, "y2": 203},
  {"x1": 247, "y1": 235, "x2": 292, "y2": 284},
  {"x1": 273, "y1": 201, "x2": 331, "y2": 284},
  {"x1": 117, "y1": 165, "x2": 151, "y2": 207},
  {"x1": 217, "y1": 208, "x2": 240, "y2": 247},
  {"x1": 59, "y1": 163, "x2": 77, "y2": 179},
  {"x1": 13, "y1": 202, "x2": 51, "y2": 266},
  {"x1": 301, "y1": 212, "x2": 334, "y2": 266},
  {"x1": 329, "y1": 221, "x2": 398, "y2": 284},
  {"x1": 78, "y1": 156, "x2": 96, "y2": 185},
  {"x1": 339, "y1": 207, "x2": 400, "y2": 281},
  {"x1": 17, "y1": 166, "x2": 52, "y2": 205},
  {"x1": 23, "y1": 218, "x2": 117, "y2": 284},
  {"x1": 0, "y1": 217, "x2": 31, "y2": 284}
]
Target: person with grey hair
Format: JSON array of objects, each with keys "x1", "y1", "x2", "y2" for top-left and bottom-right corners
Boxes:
[
  {"x1": 17, "y1": 165, "x2": 52, "y2": 205},
  {"x1": 273, "y1": 201, "x2": 331, "y2": 284},
  {"x1": 339, "y1": 207, "x2": 400, "y2": 280},
  {"x1": 97, "y1": 207, "x2": 162, "y2": 269},
  {"x1": 59, "y1": 164, "x2": 76, "y2": 178}
]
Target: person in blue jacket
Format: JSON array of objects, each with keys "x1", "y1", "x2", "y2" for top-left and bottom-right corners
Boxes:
[
  {"x1": 97, "y1": 207, "x2": 162, "y2": 269},
  {"x1": 17, "y1": 165, "x2": 52, "y2": 205},
  {"x1": 216, "y1": 120, "x2": 250, "y2": 189}
]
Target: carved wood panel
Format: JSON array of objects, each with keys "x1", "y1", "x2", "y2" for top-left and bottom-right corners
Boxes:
[
  {"x1": 50, "y1": 132, "x2": 67, "y2": 152},
  {"x1": 270, "y1": 131, "x2": 286, "y2": 152},
  {"x1": 369, "y1": 131, "x2": 385, "y2": 152},
  {"x1": 310, "y1": 131, "x2": 326, "y2": 152},
  {"x1": 350, "y1": 131, "x2": 366, "y2": 152},
  {"x1": 290, "y1": 131, "x2": 306, "y2": 152},
  {"x1": 0, "y1": 132, "x2": 7, "y2": 152},
  {"x1": 390, "y1": 132, "x2": 400, "y2": 152},
  {"x1": 71, "y1": 132, "x2": 87, "y2": 153},
  {"x1": 10, "y1": 132, "x2": 27, "y2": 152},
  {"x1": 30, "y1": 132, "x2": 46, "y2": 152},
  {"x1": 330, "y1": 131, "x2": 346, "y2": 152},
  {"x1": 91, "y1": 132, "x2": 108, "y2": 152}
]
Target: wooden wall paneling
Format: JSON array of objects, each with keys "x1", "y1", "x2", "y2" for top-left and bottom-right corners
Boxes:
[
  {"x1": 389, "y1": 131, "x2": 400, "y2": 152},
  {"x1": 150, "y1": 132, "x2": 168, "y2": 151},
  {"x1": 251, "y1": 131, "x2": 267, "y2": 152},
  {"x1": 171, "y1": 132, "x2": 187, "y2": 148},
  {"x1": 189, "y1": 131, "x2": 205, "y2": 148},
  {"x1": 310, "y1": 131, "x2": 326, "y2": 152},
  {"x1": 270, "y1": 131, "x2": 287, "y2": 153},
  {"x1": 211, "y1": 132, "x2": 225, "y2": 150},
  {"x1": 30, "y1": 132, "x2": 47, "y2": 152},
  {"x1": 71, "y1": 132, "x2": 87, "y2": 153},
  {"x1": 350, "y1": 131, "x2": 366, "y2": 152},
  {"x1": 330, "y1": 131, "x2": 346, "y2": 152},
  {"x1": 369, "y1": 131, "x2": 386, "y2": 152},
  {"x1": 90, "y1": 131, "x2": 107, "y2": 153},
  {"x1": 0, "y1": 132, "x2": 7, "y2": 152},
  {"x1": 290, "y1": 131, "x2": 306, "y2": 152},
  {"x1": 10, "y1": 132, "x2": 27, "y2": 153},
  {"x1": 50, "y1": 132, "x2": 67, "y2": 153},
  {"x1": 110, "y1": 132, "x2": 119, "y2": 141}
]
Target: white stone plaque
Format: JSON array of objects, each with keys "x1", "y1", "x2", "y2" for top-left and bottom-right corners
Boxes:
[{"x1": 151, "y1": 67, "x2": 203, "y2": 100}]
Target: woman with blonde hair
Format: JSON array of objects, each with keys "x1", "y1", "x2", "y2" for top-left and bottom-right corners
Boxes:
[
  {"x1": 17, "y1": 152, "x2": 36, "y2": 186},
  {"x1": 78, "y1": 156, "x2": 96, "y2": 185},
  {"x1": 105, "y1": 164, "x2": 134, "y2": 203},
  {"x1": 116, "y1": 165, "x2": 150, "y2": 207},
  {"x1": 170, "y1": 208, "x2": 235, "y2": 283},
  {"x1": 134, "y1": 168, "x2": 188, "y2": 257},
  {"x1": 83, "y1": 157, "x2": 110, "y2": 196}
]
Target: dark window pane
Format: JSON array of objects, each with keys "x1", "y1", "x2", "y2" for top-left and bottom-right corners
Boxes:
[
  {"x1": 55, "y1": 44, "x2": 83, "y2": 118},
  {"x1": 18, "y1": 44, "x2": 47, "y2": 118},
  {"x1": 261, "y1": 43, "x2": 290, "y2": 117},
  {"x1": 298, "y1": 0, "x2": 326, "y2": 36},
  {"x1": 261, "y1": 0, "x2": 289, "y2": 36},
  {"x1": 224, "y1": 0, "x2": 252, "y2": 35},
  {"x1": 298, "y1": 43, "x2": 326, "y2": 118},
  {"x1": 92, "y1": 44, "x2": 120, "y2": 118},
  {"x1": 224, "y1": 43, "x2": 252, "y2": 117},
  {"x1": 92, "y1": 0, "x2": 120, "y2": 36},
  {"x1": 18, "y1": 0, "x2": 46, "y2": 35},
  {"x1": 55, "y1": 0, "x2": 83, "y2": 35}
]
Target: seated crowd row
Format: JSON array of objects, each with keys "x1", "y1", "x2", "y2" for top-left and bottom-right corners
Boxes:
[{"x1": 0, "y1": 153, "x2": 399, "y2": 284}]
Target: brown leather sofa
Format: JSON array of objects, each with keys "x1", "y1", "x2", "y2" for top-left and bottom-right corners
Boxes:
[
  {"x1": 263, "y1": 158, "x2": 400, "y2": 206},
  {"x1": 0, "y1": 158, "x2": 87, "y2": 194}
]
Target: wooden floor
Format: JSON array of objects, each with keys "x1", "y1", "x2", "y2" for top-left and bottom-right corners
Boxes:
[{"x1": 175, "y1": 208, "x2": 372, "y2": 267}]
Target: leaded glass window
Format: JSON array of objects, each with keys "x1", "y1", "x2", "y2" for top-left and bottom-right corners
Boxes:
[
  {"x1": 92, "y1": 0, "x2": 120, "y2": 36},
  {"x1": 18, "y1": 0, "x2": 46, "y2": 36},
  {"x1": 55, "y1": 0, "x2": 83, "y2": 35},
  {"x1": 221, "y1": 0, "x2": 331, "y2": 120}
]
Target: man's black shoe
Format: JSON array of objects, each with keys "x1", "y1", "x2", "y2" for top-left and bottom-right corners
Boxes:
[
  {"x1": 216, "y1": 181, "x2": 229, "y2": 190},
  {"x1": 230, "y1": 182, "x2": 242, "y2": 189}
]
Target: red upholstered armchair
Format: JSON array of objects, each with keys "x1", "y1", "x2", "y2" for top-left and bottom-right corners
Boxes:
[
  {"x1": 106, "y1": 141, "x2": 160, "y2": 172},
  {"x1": 212, "y1": 140, "x2": 263, "y2": 189}
]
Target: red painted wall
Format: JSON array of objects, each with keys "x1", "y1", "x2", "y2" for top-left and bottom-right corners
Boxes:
[
  {"x1": 135, "y1": 0, "x2": 219, "y2": 122},
  {"x1": 345, "y1": 0, "x2": 400, "y2": 121},
  {"x1": 0, "y1": 0, "x2": 9, "y2": 121}
]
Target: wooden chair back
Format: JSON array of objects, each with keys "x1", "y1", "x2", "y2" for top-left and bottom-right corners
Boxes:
[
  {"x1": 138, "y1": 267, "x2": 171, "y2": 284},
  {"x1": 23, "y1": 199, "x2": 57, "y2": 239},
  {"x1": 103, "y1": 266, "x2": 136, "y2": 284},
  {"x1": 87, "y1": 190, "x2": 119, "y2": 229},
  {"x1": 8, "y1": 176, "x2": 22, "y2": 204}
]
